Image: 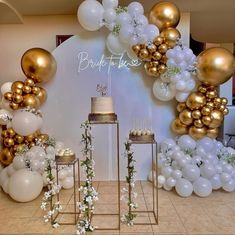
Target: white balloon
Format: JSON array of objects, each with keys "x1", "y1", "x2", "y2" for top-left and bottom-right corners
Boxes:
[
  {"x1": 144, "y1": 24, "x2": 159, "y2": 42},
  {"x1": 175, "y1": 178, "x2": 193, "y2": 197},
  {"x1": 1, "y1": 82, "x2": 12, "y2": 95},
  {"x1": 119, "y1": 24, "x2": 134, "y2": 43},
  {"x1": 223, "y1": 179, "x2": 235, "y2": 192},
  {"x1": 158, "y1": 175, "x2": 166, "y2": 185},
  {"x1": 200, "y1": 163, "x2": 216, "y2": 179},
  {"x1": 29, "y1": 146, "x2": 45, "y2": 154},
  {"x1": 127, "y1": 2, "x2": 144, "y2": 16},
  {"x1": 197, "y1": 137, "x2": 214, "y2": 152},
  {"x1": 126, "y1": 46, "x2": 138, "y2": 60},
  {"x1": 182, "y1": 165, "x2": 200, "y2": 182},
  {"x1": 12, "y1": 110, "x2": 40, "y2": 136},
  {"x1": 160, "y1": 138, "x2": 176, "y2": 152},
  {"x1": 106, "y1": 33, "x2": 126, "y2": 55},
  {"x1": 77, "y1": 0, "x2": 104, "y2": 31},
  {"x1": 171, "y1": 169, "x2": 182, "y2": 179},
  {"x1": 7, "y1": 164, "x2": 16, "y2": 177},
  {"x1": 136, "y1": 15, "x2": 148, "y2": 27},
  {"x1": 67, "y1": 167, "x2": 74, "y2": 177},
  {"x1": 0, "y1": 109, "x2": 12, "y2": 125},
  {"x1": 191, "y1": 155, "x2": 202, "y2": 165},
  {"x1": 31, "y1": 160, "x2": 40, "y2": 171},
  {"x1": 215, "y1": 164, "x2": 223, "y2": 174},
  {"x1": 116, "y1": 12, "x2": 132, "y2": 25},
  {"x1": 177, "y1": 157, "x2": 188, "y2": 168},
  {"x1": 163, "y1": 182, "x2": 172, "y2": 191},
  {"x1": 223, "y1": 164, "x2": 234, "y2": 174},
  {"x1": 193, "y1": 177, "x2": 212, "y2": 197},
  {"x1": 195, "y1": 146, "x2": 206, "y2": 157},
  {"x1": 2, "y1": 177, "x2": 9, "y2": 194},
  {"x1": 175, "y1": 80, "x2": 186, "y2": 91},
  {"x1": 153, "y1": 79, "x2": 176, "y2": 101},
  {"x1": 46, "y1": 146, "x2": 55, "y2": 155},
  {"x1": 0, "y1": 167, "x2": 8, "y2": 187},
  {"x1": 166, "y1": 177, "x2": 176, "y2": 187},
  {"x1": 106, "y1": 22, "x2": 115, "y2": 31},
  {"x1": 184, "y1": 79, "x2": 196, "y2": 92},
  {"x1": 166, "y1": 59, "x2": 177, "y2": 67},
  {"x1": 8, "y1": 169, "x2": 43, "y2": 202},
  {"x1": 103, "y1": 8, "x2": 117, "y2": 23},
  {"x1": 178, "y1": 135, "x2": 196, "y2": 150},
  {"x1": 62, "y1": 177, "x2": 74, "y2": 189},
  {"x1": 58, "y1": 169, "x2": 68, "y2": 180},
  {"x1": 220, "y1": 172, "x2": 231, "y2": 184},
  {"x1": 102, "y1": 0, "x2": 118, "y2": 9},
  {"x1": 172, "y1": 151, "x2": 184, "y2": 161},
  {"x1": 1, "y1": 98, "x2": 11, "y2": 112},
  {"x1": 161, "y1": 166, "x2": 173, "y2": 178},
  {"x1": 175, "y1": 92, "x2": 190, "y2": 102},
  {"x1": 210, "y1": 174, "x2": 222, "y2": 190}
]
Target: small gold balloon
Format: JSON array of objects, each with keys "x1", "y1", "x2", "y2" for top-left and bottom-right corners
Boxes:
[
  {"x1": 160, "y1": 27, "x2": 181, "y2": 48},
  {"x1": 0, "y1": 148, "x2": 14, "y2": 166},
  {"x1": 15, "y1": 144, "x2": 26, "y2": 153},
  {"x1": 15, "y1": 135, "x2": 24, "y2": 144},
  {"x1": 219, "y1": 104, "x2": 226, "y2": 112},
  {"x1": 22, "y1": 94, "x2": 40, "y2": 108},
  {"x1": 206, "y1": 102, "x2": 214, "y2": 110},
  {"x1": 221, "y1": 98, "x2": 228, "y2": 105},
  {"x1": 26, "y1": 134, "x2": 35, "y2": 143},
  {"x1": 12, "y1": 94, "x2": 23, "y2": 104},
  {"x1": 29, "y1": 142, "x2": 36, "y2": 148},
  {"x1": 39, "y1": 134, "x2": 49, "y2": 142},
  {"x1": 194, "y1": 119, "x2": 204, "y2": 128},
  {"x1": 4, "y1": 92, "x2": 13, "y2": 101},
  {"x1": 132, "y1": 44, "x2": 141, "y2": 54},
  {"x1": 32, "y1": 86, "x2": 41, "y2": 95},
  {"x1": 11, "y1": 81, "x2": 24, "y2": 90},
  {"x1": 139, "y1": 49, "x2": 150, "y2": 60},
  {"x1": 223, "y1": 108, "x2": 229, "y2": 115},
  {"x1": 192, "y1": 110, "x2": 201, "y2": 119},
  {"x1": 150, "y1": 61, "x2": 159, "y2": 67},
  {"x1": 186, "y1": 92, "x2": 206, "y2": 110},
  {"x1": 206, "y1": 90, "x2": 217, "y2": 99},
  {"x1": 171, "y1": 118, "x2": 188, "y2": 135},
  {"x1": 23, "y1": 85, "x2": 32, "y2": 94},
  {"x1": 13, "y1": 88, "x2": 23, "y2": 95},
  {"x1": 197, "y1": 47, "x2": 235, "y2": 86},
  {"x1": 207, "y1": 128, "x2": 219, "y2": 139},
  {"x1": 202, "y1": 116, "x2": 212, "y2": 126},
  {"x1": 152, "y1": 51, "x2": 162, "y2": 60},
  {"x1": 213, "y1": 97, "x2": 222, "y2": 106},
  {"x1": 10, "y1": 102, "x2": 19, "y2": 110},
  {"x1": 198, "y1": 85, "x2": 207, "y2": 93},
  {"x1": 147, "y1": 44, "x2": 157, "y2": 54},
  {"x1": 201, "y1": 106, "x2": 211, "y2": 116},
  {"x1": 189, "y1": 126, "x2": 207, "y2": 140},
  {"x1": 24, "y1": 78, "x2": 35, "y2": 87},
  {"x1": 179, "y1": 109, "x2": 193, "y2": 126},
  {"x1": 7, "y1": 128, "x2": 15, "y2": 138},
  {"x1": 36, "y1": 87, "x2": 47, "y2": 105},
  {"x1": 1, "y1": 130, "x2": 8, "y2": 138},
  {"x1": 158, "y1": 64, "x2": 167, "y2": 74},
  {"x1": 21, "y1": 48, "x2": 57, "y2": 84},
  {"x1": 158, "y1": 44, "x2": 168, "y2": 54},
  {"x1": 160, "y1": 54, "x2": 168, "y2": 64},
  {"x1": 177, "y1": 103, "x2": 186, "y2": 112},
  {"x1": 154, "y1": 36, "x2": 164, "y2": 46},
  {"x1": 149, "y1": 2, "x2": 181, "y2": 31},
  {"x1": 147, "y1": 66, "x2": 159, "y2": 77},
  {"x1": 4, "y1": 138, "x2": 15, "y2": 147},
  {"x1": 209, "y1": 110, "x2": 224, "y2": 128}
]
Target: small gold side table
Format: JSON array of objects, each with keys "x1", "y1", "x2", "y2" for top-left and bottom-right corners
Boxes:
[
  {"x1": 128, "y1": 135, "x2": 158, "y2": 225},
  {"x1": 51, "y1": 157, "x2": 80, "y2": 225}
]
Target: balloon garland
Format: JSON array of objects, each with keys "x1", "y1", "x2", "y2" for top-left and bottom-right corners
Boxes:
[{"x1": 77, "y1": 0, "x2": 235, "y2": 140}]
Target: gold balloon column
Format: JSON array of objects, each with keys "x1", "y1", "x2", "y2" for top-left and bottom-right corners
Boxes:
[
  {"x1": 0, "y1": 48, "x2": 56, "y2": 166},
  {"x1": 132, "y1": 2, "x2": 181, "y2": 77},
  {"x1": 172, "y1": 47, "x2": 235, "y2": 140}
]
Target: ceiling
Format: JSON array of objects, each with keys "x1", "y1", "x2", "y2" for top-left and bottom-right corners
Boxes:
[{"x1": 0, "y1": 0, "x2": 235, "y2": 43}]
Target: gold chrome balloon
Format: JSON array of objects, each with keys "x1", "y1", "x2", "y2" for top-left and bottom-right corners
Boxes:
[
  {"x1": 4, "y1": 92, "x2": 13, "y2": 101},
  {"x1": 223, "y1": 108, "x2": 229, "y2": 115},
  {"x1": 10, "y1": 102, "x2": 19, "y2": 110},
  {"x1": 209, "y1": 110, "x2": 224, "y2": 128},
  {"x1": 13, "y1": 94, "x2": 23, "y2": 104},
  {"x1": 189, "y1": 126, "x2": 207, "y2": 140},
  {"x1": 23, "y1": 85, "x2": 32, "y2": 94},
  {"x1": 147, "y1": 44, "x2": 157, "y2": 54},
  {"x1": 24, "y1": 78, "x2": 35, "y2": 87},
  {"x1": 197, "y1": 47, "x2": 235, "y2": 86},
  {"x1": 207, "y1": 128, "x2": 219, "y2": 138},
  {"x1": 139, "y1": 49, "x2": 150, "y2": 60},
  {"x1": 152, "y1": 51, "x2": 162, "y2": 61},
  {"x1": 15, "y1": 135, "x2": 24, "y2": 144},
  {"x1": 206, "y1": 101, "x2": 214, "y2": 110},
  {"x1": 36, "y1": 87, "x2": 47, "y2": 105},
  {"x1": 158, "y1": 64, "x2": 167, "y2": 74},
  {"x1": 160, "y1": 27, "x2": 181, "y2": 48},
  {"x1": 132, "y1": 44, "x2": 141, "y2": 54},
  {"x1": 186, "y1": 92, "x2": 206, "y2": 110},
  {"x1": 13, "y1": 88, "x2": 23, "y2": 95},
  {"x1": 221, "y1": 98, "x2": 228, "y2": 105},
  {"x1": 22, "y1": 94, "x2": 40, "y2": 108},
  {"x1": 202, "y1": 115, "x2": 212, "y2": 126},
  {"x1": 194, "y1": 119, "x2": 204, "y2": 128},
  {"x1": 160, "y1": 54, "x2": 168, "y2": 64},
  {"x1": 4, "y1": 138, "x2": 14, "y2": 147},
  {"x1": 0, "y1": 148, "x2": 14, "y2": 165},
  {"x1": 171, "y1": 118, "x2": 188, "y2": 135},
  {"x1": 149, "y1": 1, "x2": 181, "y2": 31},
  {"x1": 206, "y1": 90, "x2": 217, "y2": 99},
  {"x1": 201, "y1": 106, "x2": 211, "y2": 116},
  {"x1": 1, "y1": 130, "x2": 8, "y2": 138},
  {"x1": 177, "y1": 103, "x2": 186, "y2": 112},
  {"x1": 198, "y1": 85, "x2": 207, "y2": 94},
  {"x1": 158, "y1": 44, "x2": 168, "y2": 54},
  {"x1": 179, "y1": 109, "x2": 193, "y2": 126},
  {"x1": 7, "y1": 128, "x2": 15, "y2": 138},
  {"x1": 32, "y1": 86, "x2": 41, "y2": 95},
  {"x1": 11, "y1": 81, "x2": 24, "y2": 90},
  {"x1": 21, "y1": 48, "x2": 57, "y2": 84},
  {"x1": 192, "y1": 110, "x2": 201, "y2": 119},
  {"x1": 154, "y1": 36, "x2": 164, "y2": 46},
  {"x1": 26, "y1": 134, "x2": 35, "y2": 143}
]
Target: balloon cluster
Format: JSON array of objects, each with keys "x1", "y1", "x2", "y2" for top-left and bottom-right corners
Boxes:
[
  {"x1": 149, "y1": 136, "x2": 235, "y2": 197},
  {"x1": 171, "y1": 47, "x2": 235, "y2": 139}
]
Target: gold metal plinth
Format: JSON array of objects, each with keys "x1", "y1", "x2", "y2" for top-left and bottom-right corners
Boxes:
[
  {"x1": 129, "y1": 134, "x2": 155, "y2": 143},
  {"x1": 88, "y1": 113, "x2": 117, "y2": 123},
  {"x1": 55, "y1": 154, "x2": 76, "y2": 163}
]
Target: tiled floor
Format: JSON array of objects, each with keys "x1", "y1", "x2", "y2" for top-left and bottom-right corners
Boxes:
[{"x1": 0, "y1": 181, "x2": 235, "y2": 235}]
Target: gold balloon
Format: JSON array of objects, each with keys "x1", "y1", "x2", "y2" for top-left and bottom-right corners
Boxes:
[
  {"x1": 206, "y1": 90, "x2": 217, "y2": 99},
  {"x1": 36, "y1": 87, "x2": 47, "y2": 105},
  {"x1": 198, "y1": 85, "x2": 207, "y2": 94},
  {"x1": 4, "y1": 92, "x2": 13, "y2": 101},
  {"x1": 158, "y1": 64, "x2": 167, "y2": 74},
  {"x1": 160, "y1": 55, "x2": 168, "y2": 64},
  {"x1": 139, "y1": 49, "x2": 150, "y2": 60},
  {"x1": 0, "y1": 148, "x2": 14, "y2": 166},
  {"x1": 192, "y1": 110, "x2": 201, "y2": 119},
  {"x1": 158, "y1": 44, "x2": 168, "y2": 54},
  {"x1": 149, "y1": 2, "x2": 181, "y2": 31},
  {"x1": 22, "y1": 94, "x2": 40, "y2": 108},
  {"x1": 202, "y1": 116, "x2": 212, "y2": 126},
  {"x1": 21, "y1": 48, "x2": 57, "y2": 84},
  {"x1": 221, "y1": 98, "x2": 228, "y2": 105},
  {"x1": 171, "y1": 118, "x2": 188, "y2": 135},
  {"x1": 186, "y1": 92, "x2": 206, "y2": 110},
  {"x1": 189, "y1": 126, "x2": 207, "y2": 140},
  {"x1": 7, "y1": 128, "x2": 15, "y2": 138},
  {"x1": 39, "y1": 134, "x2": 49, "y2": 142},
  {"x1": 26, "y1": 134, "x2": 35, "y2": 143},
  {"x1": 209, "y1": 110, "x2": 224, "y2": 128},
  {"x1": 15, "y1": 135, "x2": 24, "y2": 144},
  {"x1": 177, "y1": 103, "x2": 186, "y2": 112},
  {"x1": 11, "y1": 81, "x2": 24, "y2": 90},
  {"x1": 194, "y1": 119, "x2": 204, "y2": 128},
  {"x1": 213, "y1": 97, "x2": 222, "y2": 106},
  {"x1": 207, "y1": 128, "x2": 219, "y2": 138},
  {"x1": 147, "y1": 44, "x2": 157, "y2": 54},
  {"x1": 29, "y1": 142, "x2": 36, "y2": 148},
  {"x1": 219, "y1": 104, "x2": 226, "y2": 112},
  {"x1": 179, "y1": 109, "x2": 193, "y2": 126},
  {"x1": 154, "y1": 36, "x2": 164, "y2": 46},
  {"x1": 23, "y1": 85, "x2": 32, "y2": 94},
  {"x1": 32, "y1": 86, "x2": 41, "y2": 95},
  {"x1": 197, "y1": 47, "x2": 235, "y2": 86},
  {"x1": 132, "y1": 44, "x2": 141, "y2": 54},
  {"x1": 206, "y1": 102, "x2": 214, "y2": 110},
  {"x1": 152, "y1": 51, "x2": 162, "y2": 60},
  {"x1": 25, "y1": 78, "x2": 35, "y2": 87},
  {"x1": 12, "y1": 94, "x2": 23, "y2": 104},
  {"x1": 146, "y1": 66, "x2": 159, "y2": 77},
  {"x1": 1, "y1": 130, "x2": 8, "y2": 138},
  {"x1": 10, "y1": 102, "x2": 19, "y2": 110},
  {"x1": 4, "y1": 138, "x2": 15, "y2": 147},
  {"x1": 201, "y1": 106, "x2": 211, "y2": 116},
  {"x1": 223, "y1": 108, "x2": 229, "y2": 115},
  {"x1": 160, "y1": 27, "x2": 181, "y2": 48},
  {"x1": 150, "y1": 61, "x2": 159, "y2": 67}
]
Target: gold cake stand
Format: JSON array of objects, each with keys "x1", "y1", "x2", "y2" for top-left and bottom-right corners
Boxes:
[
  {"x1": 128, "y1": 134, "x2": 158, "y2": 225},
  {"x1": 88, "y1": 113, "x2": 120, "y2": 230}
]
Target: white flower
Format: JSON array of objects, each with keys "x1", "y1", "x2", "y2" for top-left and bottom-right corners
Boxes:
[{"x1": 52, "y1": 223, "x2": 60, "y2": 228}]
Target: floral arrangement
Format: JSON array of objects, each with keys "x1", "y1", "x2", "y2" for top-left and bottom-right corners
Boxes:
[
  {"x1": 121, "y1": 141, "x2": 138, "y2": 226},
  {"x1": 77, "y1": 121, "x2": 98, "y2": 234}
]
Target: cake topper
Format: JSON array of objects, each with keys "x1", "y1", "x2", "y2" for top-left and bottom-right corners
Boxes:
[{"x1": 96, "y1": 84, "x2": 107, "y2": 96}]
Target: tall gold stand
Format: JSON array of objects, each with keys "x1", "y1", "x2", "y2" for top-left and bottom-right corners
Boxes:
[
  {"x1": 128, "y1": 138, "x2": 158, "y2": 225},
  {"x1": 88, "y1": 113, "x2": 120, "y2": 230}
]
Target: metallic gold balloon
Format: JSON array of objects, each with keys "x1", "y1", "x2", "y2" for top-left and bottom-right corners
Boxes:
[
  {"x1": 23, "y1": 85, "x2": 32, "y2": 94},
  {"x1": 150, "y1": 61, "x2": 159, "y2": 67},
  {"x1": 36, "y1": 87, "x2": 47, "y2": 105},
  {"x1": 11, "y1": 81, "x2": 24, "y2": 90},
  {"x1": 15, "y1": 135, "x2": 24, "y2": 144},
  {"x1": 154, "y1": 36, "x2": 164, "y2": 46},
  {"x1": 207, "y1": 128, "x2": 219, "y2": 139},
  {"x1": 158, "y1": 44, "x2": 168, "y2": 54},
  {"x1": 201, "y1": 106, "x2": 211, "y2": 116},
  {"x1": 32, "y1": 86, "x2": 41, "y2": 95},
  {"x1": 4, "y1": 138, "x2": 14, "y2": 147},
  {"x1": 189, "y1": 126, "x2": 207, "y2": 140},
  {"x1": 147, "y1": 44, "x2": 157, "y2": 54},
  {"x1": 206, "y1": 90, "x2": 217, "y2": 99},
  {"x1": 160, "y1": 55, "x2": 168, "y2": 64},
  {"x1": 194, "y1": 119, "x2": 204, "y2": 128},
  {"x1": 221, "y1": 98, "x2": 228, "y2": 105},
  {"x1": 29, "y1": 142, "x2": 36, "y2": 148},
  {"x1": 10, "y1": 102, "x2": 19, "y2": 110},
  {"x1": 158, "y1": 64, "x2": 167, "y2": 74},
  {"x1": 186, "y1": 92, "x2": 206, "y2": 110},
  {"x1": 171, "y1": 118, "x2": 188, "y2": 135},
  {"x1": 4, "y1": 92, "x2": 13, "y2": 101},
  {"x1": 25, "y1": 78, "x2": 35, "y2": 87},
  {"x1": 147, "y1": 66, "x2": 159, "y2": 77},
  {"x1": 192, "y1": 110, "x2": 201, "y2": 119},
  {"x1": 218, "y1": 104, "x2": 226, "y2": 112},
  {"x1": 26, "y1": 134, "x2": 35, "y2": 143},
  {"x1": 132, "y1": 44, "x2": 141, "y2": 54},
  {"x1": 1, "y1": 130, "x2": 8, "y2": 138},
  {"x1": 198, "y1": 85, "x2": 207, "y2": 94},
  {"x1": 202, "y1": 115, "x2": 212, "y2": 126},
  {"x1": 22, "y1": 94, "x2": 40, "y2": 108},
  {"x1": 206, "y1": 102, "x2": 214, "y2": 110},
  {"x1": 152, "y1": 51, "x2": 162, "y2": 60},
  {"x1": 177, "y1": 103, "x2": 186, "y2": 112},
  {"x1": 223, "y1": 108, "x2": 229, "y2": 115},
  {"x1": 21, "y1": 48, "x2": 57, "y2": 84},
  {"x1": 179, "y1": 109, "x2": 193, "y2": 126},
  {"x1": 0, "y1": 148, "x2": 14, "y2": 165},
  {"x1": 139, "y1": 49, "x2": 150, "y2": 60},
  {"x1": 160, "y1": 27, "x2": 181, "y2": 48},
  {"x1": 7, "y1": 128, "x2": 16, "y2": 138},
  {"x1": 13, "y1": 94, "x2": 23, "y2": 104},
  {"x1": 149, "y1": 2, "x2": 181, "y2": 31},
  {"x1": 39, "y1": 134, "x2": 49, "y2": 142},
  {"x1": 197, "y1": 47, "x2": 235, "y2": 86},
  {"x1": 13, "y1": 88, "x2": 23, "y2": 95},
  {"x1": 209, "y1": 110, "x2": 224, "y2": 128}
]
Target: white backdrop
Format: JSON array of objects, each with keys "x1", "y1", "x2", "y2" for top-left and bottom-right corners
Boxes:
[{"x1": 42, "y1": 16, "x2": 190, "y2": 180}]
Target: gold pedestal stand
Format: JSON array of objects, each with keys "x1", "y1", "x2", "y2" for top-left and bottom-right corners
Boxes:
[
  {"x1": 88, "y1": 113, "x2": 120, "y2": 230},
  {"x1": 128, "y1": 135, "x2": 158, "y2": 225},
  {"x1": 51, "y1": 158, "x2": 80, "y2": 225}
]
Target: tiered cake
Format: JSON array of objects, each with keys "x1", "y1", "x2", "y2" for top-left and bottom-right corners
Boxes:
[{"x1": 129, "y1": 129, "x2": 155, "y2": 142}]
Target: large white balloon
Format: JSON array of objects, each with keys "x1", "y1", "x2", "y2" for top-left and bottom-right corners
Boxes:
[
  {"x1": 7, "y1": 164, "x2": 16, "y2": 177},
  {"x1": 193, "y1": 177, "x2": 212, "y2": 197},
  {"x1": 103, "y1": 8, "x2": 117, "y2": 24},
  {"x1": 119, "y1": 24, "x2": 134, "y2": 43},
  {"x1": 106, "y1": 33, "x2": 126, "y2": 55},
  {"x1": 175, "y1": 178, "x2": 193, "y2": 197},
  {"x1": 62, "y1": 176, "x2": 74, "y2": 189},
  {"x1": 222, "y1": 179, "x2": 235, "y2": 192},
  {"x1": 197, "y1": 137, "x2": 214, "y2": 152},
  {"x1": 182, "y1": 164, "x2": 200, "y2": 182},
  {"x1": 8, "y1": 169, "x2": 43, "y2": 202},
  {"x1": 1, "y1": 82, "x2": 12, "y2": 95},
  {"x1": 2, "y1": 177, "x2": 9, "y2": 194},
  {"x1": 12, "y1": 110, "x2": 40, "y2": 136},
  {"x1": 0, "y1": 167, "x2": 8, "y2": 187},
  {"x1": 77, "y1": 0, "x2": 104, "y2": 31},
  {"x1": 127, "y1": 2, "x2": 144, "y2": 16},
  {"x1": 102, "y1": 0, "x2": 118, "y2": 9},
  {"x1": 144, "y1": 24, "x2": 159, "y2": 42},
  {"x1": 1, "y1": 98, "x2": 11, "y2": 112},
  {"x1": 178, "y1": 135, "x2": 196, "y2": 150},
  {"x1": 153, "y1": 79, "x2": 176, "y2": 101},
  {"x1": 200, "y1": 163, "x2": 216, "y2": 179}
]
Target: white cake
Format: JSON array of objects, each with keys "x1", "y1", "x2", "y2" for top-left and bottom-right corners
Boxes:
[{"x1": 91, "y1": 97, "x2": 114, "y2": 114}]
